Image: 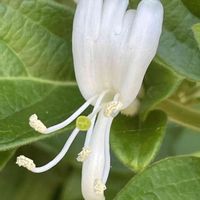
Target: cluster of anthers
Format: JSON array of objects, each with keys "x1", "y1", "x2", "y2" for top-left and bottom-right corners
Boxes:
[{"x1": 16, "y1": 92, "x2": 122, "y2": 195}]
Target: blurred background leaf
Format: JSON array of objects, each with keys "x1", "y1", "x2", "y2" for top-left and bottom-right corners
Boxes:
[
  {"x1": 158, "y1": 99, "x2": 200, "y2": 131},
  {"x1": 158, "y1": 123, "x2": 200, "y2": 159}
]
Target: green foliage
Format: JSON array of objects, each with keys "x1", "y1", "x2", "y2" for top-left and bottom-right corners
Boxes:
[
  {"x1": 158, "y1": 99, "x2": 200, "y2": 131},
  {"x1": 140, "y1": 63, "x2": 182, "y2": 117},
  {"x1": 111, "y1": 111, "x2": 167, "y2": 172},
  {"x1": 115, "y1": 157, "x2": 200, "y2": 200}
]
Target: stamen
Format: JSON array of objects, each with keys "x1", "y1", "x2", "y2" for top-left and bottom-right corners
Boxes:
[
  {"x1": 16, "y1": 155, "x2": 36, "y2": 171},
  {"x1": 77, "y1": 92, "x2": 109, "y2": 162},
  {"x1": 84, "y1": 90, "x2": 109, "y2": 147},
  {"x1": 76, "y1": 116, "x2": 91, "y2": 131},
  {"x1": 76, "y1": 147, "x2": 91, "y2": 162},
  {"x1": 94, "y1": 179, "x2": 107, "y2": 195},
  {"x1": 104, "y1": 101, "x2": 123, "y2": 117},
  {"x1": 29, "y1": 114, "x2": 47, "y2": 134},
  {"x1": 29, "y1": 95, "x2": 97, "y2": 134},
  {"x1": 17, "y1": 128, "x2": 80, "y2": 173}
]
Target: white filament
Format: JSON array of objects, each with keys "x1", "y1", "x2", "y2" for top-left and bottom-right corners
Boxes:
[
  {"x1": 31, "y1": 127, "x2": 80, "y2": 173},
  {"x1": 30, "y1": 95, "x2": 97, "y2": 134},
  {"x1": 84, "y1": 91, "x2": 108, "y2": 148}
]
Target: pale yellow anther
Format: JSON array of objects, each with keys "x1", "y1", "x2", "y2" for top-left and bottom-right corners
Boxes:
[
  {"x1": 104, "y1": 101, "x2": 123, "y2": 117},
  {"x1": 76, "y1": 116, "x2": 91, "y2": 131},
  {"x1": 16, "y1": 155, "x2": 36, "y2": 171},
  {"x1": 29, "y1": 114, "x2": 47, "y2": 134},
  {"x1": 94, "y1": 179, "x2": 107, "y2": 195},
  {"x1": 76, "y1": 147, "x2": 91, "y2": 162}
]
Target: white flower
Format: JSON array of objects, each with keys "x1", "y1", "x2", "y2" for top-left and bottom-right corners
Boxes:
[{"x1": 16, "y1": 0, "x2": 163, "y2": 200}]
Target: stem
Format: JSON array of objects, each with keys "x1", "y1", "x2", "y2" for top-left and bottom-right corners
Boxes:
[{"x1": 157, "y1": 99, "x2": 200, "y2": 132}]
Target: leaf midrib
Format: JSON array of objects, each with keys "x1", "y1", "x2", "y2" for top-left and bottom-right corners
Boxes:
[
  {"x1": 0, "y1": 77, "x2": 77, "y2": 122},
  {"x1": 0, "y1": 77, "x2": 77, "y2": 86}
]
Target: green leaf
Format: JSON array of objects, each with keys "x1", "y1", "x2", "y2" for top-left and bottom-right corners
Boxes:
[
  {"x1": 0, "y1": 149, "x2": 15, "y2": 171},
  {"x1": 158, "y1": 0, "x2": 200, "y2": 80},
  {"x1": 111, "y1": 110, "x2": 167, "y2": 172},
  {"x1": 0, "y1": 84, "x2": 84, "y2": 151},
  {"x1": 158, "y1": 99, "x2": 200, "y2": 132},
  {"x1": 0, "y1": 0, "x2": 74, "y2": 80},
  {"x1": 0, "y1": 0, "x2": 82, "y2": 151},
  {"x1": 141, "y1": 63, "x2": 182, "y2": 117},
  {"x1": 115, "y1": 156, "x2": 200, "y2": 200},
  {"x1": 192, "y1": 23, "x2": 200, "y2": 49},
  {"x1": 130, "y1": 0, "x2": 200, "y2": 80}
]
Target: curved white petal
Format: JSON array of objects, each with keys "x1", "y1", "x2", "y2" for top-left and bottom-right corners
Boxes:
[
  {"x1": 101, "y1": 0, "x2": 129, "y2": 34},
  {"x1": 119, "y1": 0, "x2": 164, "y2": 108},
  {"x1": 96, "y1": 2, "x2": 135, "y2": 95},
  {"x1": 73, "y1": 0, "x2": 131, "y2": 101},
  {"x1": 111, "y1": 9, "x2": 136, "y2": 91},
  {"x1": 81, "y1": 110, "x2": 112, "y2": 200},
  {"x1": 73, "y1": 0, "x2": 103, "y2": 100}
]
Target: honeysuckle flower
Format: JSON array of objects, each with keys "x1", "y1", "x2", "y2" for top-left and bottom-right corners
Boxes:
[{"x1": 16, "y1": 0, "x2": 163, "y2": 199}]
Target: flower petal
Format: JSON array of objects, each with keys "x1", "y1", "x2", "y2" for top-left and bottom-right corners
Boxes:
[
  {"x1": 120, "y1": 0, "x2": 164, "y2": 108},
  {"x1": 81, "y1": 110, "x2": 112, "y2": 200},
  {"x1": 111, "y1": 9, "x2": 136, "y2": 91},
  {"x1": 73, "y1": 0, "x2": 103, "y2": 100},
  {"x1": 101, "y1": 0, "x2": 129, "y2": 34},
  {"x1": 93, "y1": 0, "x2": 130, "y2": 94}
]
